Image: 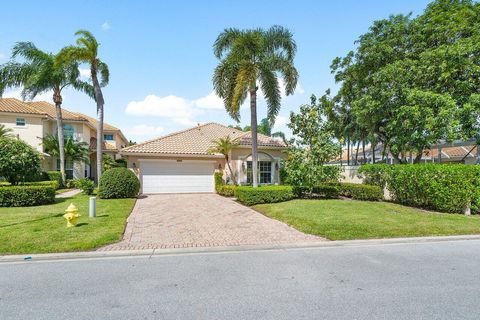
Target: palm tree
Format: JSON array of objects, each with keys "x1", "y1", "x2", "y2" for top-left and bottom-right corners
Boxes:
[
  {"x1": 0, "y1": 124, "x2": 13, "y2": 139},
  {"x1": 213, "y1": 26, "x2": 298, "y2": 187},
  {"x1": 42, "y1": 134, "x2": 90, "y2": 163},
  {"x1": 61, "y1": 30, "x2": 109, "y2": 183},
  {"x1": 0, "y1": 42, "x2": 91, "y2": 184},
  {"x1": 209, "y1": 136, "x2": 239, "y2": 185}
]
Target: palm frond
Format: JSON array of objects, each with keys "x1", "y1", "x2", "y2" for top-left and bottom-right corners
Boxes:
[
  {"x1": 264, "y1": 25, "x2": 297, "y2": 61},
  {"x1": 258, "y1": 64, "x2": 281, "y2": 123},
  {"x1": 97, "y1": 61, "x2": 109, "y2": 86},
  {"x1": 213, "y1": 28, "x2": 241, "y2": 59}
]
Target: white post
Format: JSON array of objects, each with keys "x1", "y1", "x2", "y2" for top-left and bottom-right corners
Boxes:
[{"x1": 89, "y1": 197, "x2": 96, "y2": 218}]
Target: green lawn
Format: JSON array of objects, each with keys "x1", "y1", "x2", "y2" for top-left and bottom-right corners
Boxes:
[
  {"x1": 253, "y1": 199, "x2": 480, "y2": 240},
  {"x1": 0, "y1": 194, "x2": 136, "y2": 254}
]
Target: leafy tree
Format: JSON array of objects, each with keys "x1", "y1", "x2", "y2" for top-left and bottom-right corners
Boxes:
[
  {"x1": 0, "y1": 42, "x2": 91, "y2": 183},
  {"x1": 0, "y1": 138, "x2": 42, "y2": 185},
  {"x1": 42, "y1": 134, "x2": 90, "y2": 163},
  {"x1": 0, "y1": 124, "x2": 13, "y2": 139},
  {"x1": 285, "y1": 95, "x2": 341, "y2": 188},
  {"x1": 61, "y1": 30, "x2": 109, "y2": 183},
  {"x1": 331, "y1": 0, "x2": 480, "y2": 163},
  {"x1": 209, "y1": 136, "x2": 239, "y2": 185},
  {"x1": 213, "y1": 25, "x2": 298, "y2": 187}
]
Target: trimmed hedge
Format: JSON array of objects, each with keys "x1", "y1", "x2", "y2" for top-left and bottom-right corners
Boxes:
[
  {"x1": 234, "y1": 186, "x2": 294, "y2": 205},
  {"x1": 293, "y1": 183, "x2": 383, "y2": 201},
  {"x1": 338, "y1": 183, "x2": 383, "y2": 201},
  {"x1": 47, "y1": 171, "x2": 63, "y2": 187},
  {"x1": 0, "y1": 185, "x2": 55, "y2": 207},
  {"x1": 358, "y1": 164, "x2": 480, "y2": 213},
  {"x1": 21, "y1": 180, "x2": 60, "y2": 190},
  {"x1": 98, "y1": 167, "x2": 140, "y2": 199}
]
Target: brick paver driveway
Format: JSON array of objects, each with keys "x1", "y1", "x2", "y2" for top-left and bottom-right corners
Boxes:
[{"x1": 100, "y1": 194, "x2": 324, "y2": 251}]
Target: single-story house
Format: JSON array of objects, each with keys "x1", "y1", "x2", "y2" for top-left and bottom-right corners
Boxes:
[{"x1": 121, "y1": 122, "x2": 287, "y2": 194}]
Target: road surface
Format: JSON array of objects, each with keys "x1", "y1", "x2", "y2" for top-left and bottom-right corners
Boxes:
[{"x1": 1, "y1": 239, "x2": 479, "y2": 319}]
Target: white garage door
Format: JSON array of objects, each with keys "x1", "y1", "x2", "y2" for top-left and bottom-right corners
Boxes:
[{"x1": 140, "y1": 160, "x2": 215, "y2": 194}]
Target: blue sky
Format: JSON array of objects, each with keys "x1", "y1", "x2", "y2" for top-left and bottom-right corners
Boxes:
[{"x1": 0, "y1": 0, "x2": 431, "y2": 142}]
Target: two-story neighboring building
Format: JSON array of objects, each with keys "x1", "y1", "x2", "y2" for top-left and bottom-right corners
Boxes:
[{"x1": 0, "y1": 98, "x2": 128, "y2": 180}]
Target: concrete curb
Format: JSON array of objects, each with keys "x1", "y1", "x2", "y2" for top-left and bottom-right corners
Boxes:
[{"x1": 1, "y1": 234, "x2": 479, "y2": 263}]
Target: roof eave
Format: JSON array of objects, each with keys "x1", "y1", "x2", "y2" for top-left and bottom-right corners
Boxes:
[{"x1": 120, "y1": 151, "x2": 224, "y2": 158}]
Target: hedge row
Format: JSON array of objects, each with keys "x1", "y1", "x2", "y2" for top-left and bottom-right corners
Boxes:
[
  {"x1": 234, "y1": 186, "x2": 294, "y2": 205},
  {"x1": 0, "y1": 185, "x2": 56, "y2": 207},
  {"x1": 293, "y1": 183, "x2": 383, "y2": 201},
  {"x1": 358, "y1": 164, "x2": 480, "y2": 213}
]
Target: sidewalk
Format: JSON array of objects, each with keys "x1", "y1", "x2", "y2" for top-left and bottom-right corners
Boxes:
[{"x1": 56, "y1": 189, "x2": 82, "y2": 198}]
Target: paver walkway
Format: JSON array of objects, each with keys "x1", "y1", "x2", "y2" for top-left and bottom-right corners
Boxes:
[
  {"x1": 56, "y1": 189, "x2": 82, "y2": 198},
  {"x1": 100, "y1": 194, "x2": 324, "y2": 251}
]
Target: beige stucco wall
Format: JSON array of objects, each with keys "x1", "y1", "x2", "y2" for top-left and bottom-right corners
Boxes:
[{"x1": 0, "y1": 114, "x2": 45, "y2": 152}]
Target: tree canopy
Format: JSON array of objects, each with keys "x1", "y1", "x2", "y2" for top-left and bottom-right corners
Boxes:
[{"x1": 330, "y1": 0, "x2": 480, "y2": 163}]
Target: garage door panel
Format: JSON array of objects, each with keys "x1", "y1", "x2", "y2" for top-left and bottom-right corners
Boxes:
[{"x1": 141, "y1": 161, "x2": 215, "y2": 194}]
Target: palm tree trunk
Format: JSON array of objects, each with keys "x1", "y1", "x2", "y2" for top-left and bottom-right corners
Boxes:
[
  {"x1": 91, "y1": 70, "x2": 105, "y2": 184},
  {"x1": 347, "y1": 137, "x2": 350, "y2": 166},
  {"x1": 372, "y1": 143, "x2": 376, "y2": 164},
  {"x1": 355, "y1": 141, "x2": 360, "y2": 165},
  {"x1": 362, "y1": 140, "x2": 366, "y2": 164},
  {"x1": 53, "y1": 90, "x2": 66, "y2": 185},
  {"x1": 250, "y1": 88, "x2": 258, "y2": 188},
  {"x1": 225, "y1": 155, "x2": 237, "y2": 185}
]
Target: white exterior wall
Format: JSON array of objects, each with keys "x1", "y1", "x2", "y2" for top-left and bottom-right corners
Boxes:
[{"x1": 0, "y1": 114, "x2": 45, "y2": 152}]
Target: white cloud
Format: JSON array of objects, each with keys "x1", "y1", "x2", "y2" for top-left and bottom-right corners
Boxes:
[
  {"x1": 272, "y1": 115, "x2": 288, "y2": 132},
  {"x1": 79, "y1": 67, "x2": 90, "y2": 79},
  {"x1": 126, "y1": 124, "x2": 165, "y2": 137},
  {"x1": 125, "y1": 94, "x2": 205, "y2": 126},
  {"x1": 193, "y1": 91, "x2": 224, "y2": 109},
  {"x1": 2, "y1": 88, "x2": 53, "y2": 102},
  {"x1": 101, "y1": 21, "x2": 111, "y2": 31}
]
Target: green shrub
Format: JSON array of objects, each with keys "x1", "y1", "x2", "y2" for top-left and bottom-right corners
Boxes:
[
  {"x1": 357, "y1": 164, "x2": 391, "y2": 189},
  {"x1": 359, "y1": 164, "x2": 480, "y2": 213},
  {"x1": 47, "y1": 171, "x2": 63, "y2": 187},
  {"x1": 214, "y1": 171, "x2": 223, "y2": 191},
  {"x1": 0, "y1": 185, "x2": 55, "y2": 207},
  {"x1": 338, "y1": 183, "x2": 383, "y2": 201},
  {"x1": 234, "y1": 186, "x2": 294, "y2": 205},
  {"x1": 98, "y1": 168, "x2": 140, "y2": 199},
  {"x1": 0, "y1": 138, "x2": 42, "y2": 185},
  {"x1": 75, "y1": 178, "x2": 95, "y2": 195},
  {"x1": 218, "y1": 185, "x2": 236, "y2": 197},
  {"x1": 65, "y1": 179, "x2": 76, "y2": 189},
  {"x1": 292, "y1": 184, "x2": 340, "y2": 198},
  {"x1": 21, "y1": 180, "x2": 60, "y2": 190}
]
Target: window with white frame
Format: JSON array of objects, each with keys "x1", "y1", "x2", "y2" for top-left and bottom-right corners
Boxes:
[
  {"x1": 56, "y1": 159, "x2": 74, "y2": 179},
  {"x1": 16, "y1": 118, "x2": 26, "y2": 126},
  {"x1": 63, "y1": 124, "x2": 75, "y2": 141},
  {"x1": 246, "y1": 161, "x2": 272, "y2": 184}
]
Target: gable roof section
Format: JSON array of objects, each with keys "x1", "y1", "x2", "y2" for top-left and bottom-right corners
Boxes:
[
  {"x1": 121, "y1": 122, "x2": 286, "y2": 155},
  {"x1": 73, "y1": 112, "x2": 120, "y2": 131},
  {"x1": 27, "y1": 101, "x2": 86, "y2": 121},
  {"x1": 0, "y1": 98, "x2": 46, "y2": 115}
]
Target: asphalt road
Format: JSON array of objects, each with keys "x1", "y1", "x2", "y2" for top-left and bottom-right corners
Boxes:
[{"x1": 1, "y1": 240, "x2": 479, "y2": 320}]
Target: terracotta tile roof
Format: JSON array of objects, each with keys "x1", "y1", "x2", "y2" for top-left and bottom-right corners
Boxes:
[
  {"x1": 424, "y1": 145, "x2": 477, "y2": 158},
  {"x1": 27, "y1": 101, "x2": 86, "y2": 121},
  {"x1": 74, "y1": 112, "x2": 120, "y2": 131},
  {"x1": 122, "y1": 122, "x2": 287, "y2": 155},
  {"x1": 0, "y1": 98, "x2": 45, "y2": 115},
  {"x1": 89, "y1": 137, "x2": 118, "y2": 151}
]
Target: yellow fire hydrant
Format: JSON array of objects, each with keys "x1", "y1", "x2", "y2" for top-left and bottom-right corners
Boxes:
[{"x1": 63, "y1": 203, "x2": 80, "y2": 228}]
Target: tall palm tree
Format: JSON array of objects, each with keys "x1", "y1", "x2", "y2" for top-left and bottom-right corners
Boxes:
[
  {"x1": 213, "y1": 26, "x2": 298, "y2": 187},
  {"x1": 0, "y1": 124, "x2": 13, "y2": 139},
  {"x1": 209, "y1": 137, "x2": 239, "y2": 185},
  {"x1": 0, "y1": 42, "x2": 91, "y2": 184},
  {"x1": 61, "y1": 30, "x2": 109, "y2": 183}
]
